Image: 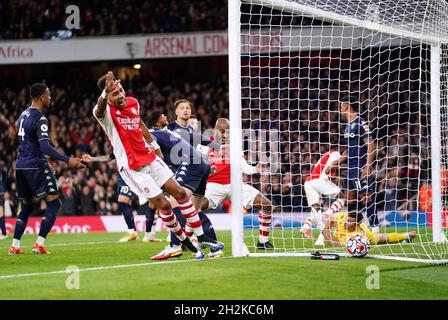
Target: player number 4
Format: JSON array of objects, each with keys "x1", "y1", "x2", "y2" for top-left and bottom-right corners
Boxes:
[{"x1": 18, "y1": 119, "x2": 25, "y2": 141}]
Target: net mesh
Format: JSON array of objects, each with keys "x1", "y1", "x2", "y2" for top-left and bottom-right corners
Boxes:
[{"x1": 238, "y1": 0, "x2": 448, "y2": 261}]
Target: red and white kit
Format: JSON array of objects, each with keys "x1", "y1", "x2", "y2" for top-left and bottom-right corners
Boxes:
[
  {"x1": 93, "y1": 97, "x2": 173, "y2": 199},
  {"x1": 304, "y1": 150, "x2": 341, "y2": 205},
  {"x1": 205, "y1": 144, "x2": 259, "y2": 209},
  {"x1": 204, "y1": 142, "x2": 271, "y2": 243}
]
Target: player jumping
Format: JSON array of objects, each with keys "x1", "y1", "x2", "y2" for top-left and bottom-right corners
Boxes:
[{"x1": 9, "y1": 83, "x2": 85, "y2": 255}]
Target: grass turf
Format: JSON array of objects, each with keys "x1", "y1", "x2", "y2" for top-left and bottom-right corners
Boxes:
[{"x1": 0, "y1": 231, "x2": 447, "y2": 300}]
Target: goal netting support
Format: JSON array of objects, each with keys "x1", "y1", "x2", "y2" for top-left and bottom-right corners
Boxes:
[{"x1": 229, "y1": 0, "x2": 448, "y2": 263}]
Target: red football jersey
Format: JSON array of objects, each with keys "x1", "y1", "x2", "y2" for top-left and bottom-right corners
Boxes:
[
  {"x1": 95, "y1": 96, "x2": 155, "y2": 170},
  {"x1": 207, "y1": 142, "x2": 231, "y2": 185},
  {"x1": 307, "y1": 150, "x2": 340, "y2": 181}
]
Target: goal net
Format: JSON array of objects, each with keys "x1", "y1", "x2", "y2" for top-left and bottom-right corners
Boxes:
[{"x1": 229, "y1": 0, "x2": 448, "y2": 263}]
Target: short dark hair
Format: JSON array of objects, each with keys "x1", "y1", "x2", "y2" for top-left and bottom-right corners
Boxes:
[
  {"x1": 148, "y1": 111, "x2": 164, "y2": 128},
  {"x1": 347, "y1": 210, "x2": 364, "y2": 225},
  {"x1": 30, "y1": 83, "x2": 48, "y2": 100},
  {"x1": 340, "y1": 93, "x2": 360, "y2": 113}
]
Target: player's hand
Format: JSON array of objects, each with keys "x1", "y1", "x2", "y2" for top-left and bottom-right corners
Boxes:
[
  {"x1": 81, "y1": 154, "x2": 94, "y2": 163},
  {"x1": 68, "y1": 157, "x2": 86, "y2": 169},
  {"x1": 105, "y1": 71, "x2": 120, "y2": 93}
]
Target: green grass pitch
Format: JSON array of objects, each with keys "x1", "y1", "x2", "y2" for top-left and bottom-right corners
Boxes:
[{"x1": 0, "y1": 231, "x2": 447, "y2": 300}]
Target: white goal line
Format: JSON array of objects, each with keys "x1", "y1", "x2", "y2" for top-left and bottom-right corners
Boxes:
[
  {"x1": 0, "y1": 240, "x2": 118, "y2": 250},
  {"x1": 0, "y1": 256, "x2": 235, "y2": 280}
]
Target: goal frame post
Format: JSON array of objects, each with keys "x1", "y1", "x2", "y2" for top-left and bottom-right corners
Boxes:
[{"x1": 229, "y1": 0, "x2": 245, "y2": 257}]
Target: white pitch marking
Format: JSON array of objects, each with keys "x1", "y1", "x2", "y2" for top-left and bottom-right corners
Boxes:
[
  {"x1": 0, "y1": 240, "x2": 119, "y2": 250},
  {"x1": 0, "y1": 256, "x2": 233, "y2": 280}
]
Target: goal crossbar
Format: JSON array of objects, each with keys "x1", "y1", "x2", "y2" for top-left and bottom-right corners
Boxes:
[{"x1": 244, "y1": 0, "x2": 448, "y2": 44}]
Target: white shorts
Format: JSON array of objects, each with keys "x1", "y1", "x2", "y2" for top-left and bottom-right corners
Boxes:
[
  {"x1": 304, "y1": 178, "x2": 340, "y2": 206},
  {"x1": 205, "y1": 182, "x2": 260, "y2": 210},
  {"x1": 120, "y1": 156, "x2": 174, "y2": 200}
]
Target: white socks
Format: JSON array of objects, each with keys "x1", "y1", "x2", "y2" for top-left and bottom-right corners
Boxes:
[
  {"x1": 36, "y1": 236, "x2": 45, "y2": 246},
  {"x1": 12, "y1": 239, "x2": 20, "y2": 248}
]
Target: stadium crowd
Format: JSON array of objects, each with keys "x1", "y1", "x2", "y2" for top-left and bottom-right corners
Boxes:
[
  {"x1": 0, "y1": 0, "x2": 227, "y2": 40},
  {"x1": 0, "y1": 59, "x2": 430, "y2": 216}
]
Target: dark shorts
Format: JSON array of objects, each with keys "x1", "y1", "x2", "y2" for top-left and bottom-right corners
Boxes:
[
  {"x1": 16, "y1": 167, "x2": 58, "y2": 199},
  {"x1": 174, "y1": 162, "x2": 211, "y2": 196},
  {"x1": 343, "y1": 168, "x2": 368, "y2": 192},
  {"x1": 117, "y1": 174, "x2": 138, "y2": 201}
]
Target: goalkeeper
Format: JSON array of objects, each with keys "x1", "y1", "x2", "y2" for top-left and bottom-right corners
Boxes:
[{"x1": 322, "y1": 211, "x2": 417, "y2": 246}]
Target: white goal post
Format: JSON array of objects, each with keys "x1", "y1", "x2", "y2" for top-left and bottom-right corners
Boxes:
[{"x1": 229, "y1": 0, "x2": 448, "y2": 263}]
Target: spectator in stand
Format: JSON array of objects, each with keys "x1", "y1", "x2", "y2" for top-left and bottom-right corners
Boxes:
[
  {"x1": 80, "y1": 185, "x2": 95, "y2": 215},
  {"x1": 61, "y1": 188, "x2": 78, "y2": 216},
  {"x1": 97, "y1": 200, "x2": 108, "y2": 216}
]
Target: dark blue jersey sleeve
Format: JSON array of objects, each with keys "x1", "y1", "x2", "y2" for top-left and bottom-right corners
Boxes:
[
  {"x1": 359, "y1": 119, "x2": 371, "y2": 142},
  {"x1": 152, "y1": 130, "x2": 178, "y2": 148},
  {"x1": 36, "y1": 115, "x2": 50, "y2": 141},
  {"x1": 39, "y1": 139, "x2": 69, "y2": 163}
]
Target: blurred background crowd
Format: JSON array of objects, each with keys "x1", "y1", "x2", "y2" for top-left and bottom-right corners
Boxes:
[{"x1": 0, "y1": 0, "x2": 227, "y2": 39}]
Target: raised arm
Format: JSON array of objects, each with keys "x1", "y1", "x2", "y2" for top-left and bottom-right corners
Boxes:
[{"x1": 95, "y1": 71, "x2": 119, "y2": 119}]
